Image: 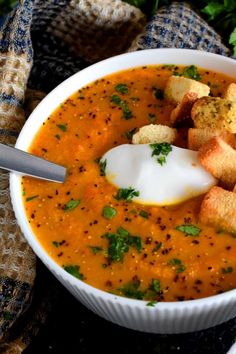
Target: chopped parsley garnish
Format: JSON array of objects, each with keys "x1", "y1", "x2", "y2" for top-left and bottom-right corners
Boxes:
[
  {"x1": 221, "y1": 266, "x2": 233, "y2": 274},
  {"x1": 103, "y1": 227, "x2": 142, "y2": 262},
  {"x1": 52, "y1": 241, "x2": 60, "y2": 248},
  {"x1": 168, "y1": 258, "x2": 186, "y2": 273},
  {"x1": 182, "y1": 65, "x2": 201, "y2": 81},
  {"x1": 22, "y1": 189, "x2": 26, "y2": 196},
  {"x1": 57, "y1": 124, "x2": 67, "y2": 132},
  {"x1": 146, "y1": 300, "x2": 158, "y2": 307},
  {"x1": 98, "y1": 158, "x2": 107, "y2": 176},
  {"x1": 55, "y1": 134, "x2": 61, "y2": 140},
  {"x1": 163, "y1": 64, "x2": 175, "y2": 69},
  {"x1": 118, "y1": 278, "x2": 145, "y2": 300},
  {"x1": 125, "y1": 127, "x2": 137, "y2": 140},
  {"x1": 152, "y1": 242, "x2": 162, "y2": 252},
  {"x1": 149, "y1": 279, "x2": 161, "y2": 294},
  {"x1": 139, "y1": 210, "x2": 149, "y2": 219},
  {"x1": 114, "y1": 187, "x2": 140, "y2": 202},
  {"x1": 110, "y1": 94, "x2": 132, "y2": 120},
  {"x1": 115, "y1": 83, "x2": 128, "y2": 94},
  {"x1": 154, "y1": 88, "x2": 164, "y2": 100},
  {"x1": 26, "y1": 195, "x2": 38, "y2": 202},
  {"x1": 150, "y1": 143, "x2": 172, "y2": 166},
  {"x1": 63, "y1": 199, "x2": 80, "y2": 211},
  {"x1": 148, "y1": 113, "x2": 157, "y2": 123},
  {"x1": 102, "y1": 206, "x2": 117, "y2": 219},
  {"x1": 175, "y1": 224, "x2": 201, "y2": 236},
  {"x1": 89, "y1": 246, "x2": 103, "y2": 254},
  {"x1": 63, "y1": 265, "x2": 85, "y2": 280}
]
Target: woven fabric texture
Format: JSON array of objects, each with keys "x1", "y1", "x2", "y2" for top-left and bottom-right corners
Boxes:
[
  {"x1": 0, "y1": 0, "x2": 234, "y2": 353},
  {"x1": 0, "y1": 0, "x2": 35, "y2": 348}
]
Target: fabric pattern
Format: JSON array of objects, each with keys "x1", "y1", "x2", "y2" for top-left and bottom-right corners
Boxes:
[
  {"x1": 0, "y1": 0, "x2": 35, "y2": 348},
  {"x1": 0, "y1": 0, "x2": 235, "y2": 353}
]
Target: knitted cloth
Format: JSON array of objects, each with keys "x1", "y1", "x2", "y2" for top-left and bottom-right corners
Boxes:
[{"x1": 0, "y1": 1, "x2": 234, "y2": 353}]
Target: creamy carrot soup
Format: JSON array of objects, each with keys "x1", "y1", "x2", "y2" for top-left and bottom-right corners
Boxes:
[{"x1": 22, "y1": 65, "x2": 236, "y2": 302}]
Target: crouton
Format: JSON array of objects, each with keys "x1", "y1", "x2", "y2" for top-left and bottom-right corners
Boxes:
[
  {"x1": 188, "y1": 128, "x2": 236, "y2": 151},
  {"x1": 199, "y1": 186, "x2": 236, "y2": 233},
  {"x1": 223, "y1": 83, "x2": 236, "y2": 101},
  {"x1": 198, "y1": 137, "x2": 236, "y2": 188},
  {"x1": 191, "y1": 97, "x2": 236, "y2": 133},
  {"x1": 132, "y1": 124, "x2": 177, "y2": 144},
  {"x1": 165, "y1": 76, "x2": 210, "y2": 103},
  {"x1": 170, "y1": 92, "x2": 198, "y2": 125}
]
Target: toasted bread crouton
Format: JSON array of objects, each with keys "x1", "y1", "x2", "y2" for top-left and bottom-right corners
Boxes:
[
  {"x1": 132, "y1": 124, "x2": 177, "y2": 144},
  {"x1": 165, "y1": 76, "x2": 210, "y2": 103},
  {"x1": 191, "y1": 97, "x2": 236, "y2": 133},
  {"x1": 188, "y1": 128, "x2": 236, "y2": 151},
  {"x1": 170, "y1": 92, "x2": 198, "y2": 125},
  {"x1": 223, "y1": 83, "x2": 236, "y2": 101},
  {"x1": 199, "y1": 186, "x2": 236, "y2": 233},
  {"x1": 198, "y1": 137, "x2": 236, "y2": 188}
]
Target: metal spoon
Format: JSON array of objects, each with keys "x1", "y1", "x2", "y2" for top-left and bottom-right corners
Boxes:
[{"x1": 0, "y1": 143, "x2": 66, "y2": 183}]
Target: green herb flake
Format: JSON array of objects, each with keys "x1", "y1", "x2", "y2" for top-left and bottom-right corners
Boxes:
[
  {"x1": 63, "y1": 265, "x2": 84, "y2": 280},
  {"x1": 182, "y1": 65, "x2": 201, "y2": 81},
  {"x1": 152, "y1": 242, "x2": 162, "y2": 252},
  {"x1": 163, "y1": 64, "x2": 175, "y2": 69},
  {"x1": 64, "y1": 199, "x2": 80, "y2": 211},
  {"x1": 222, "y1": 266, "x2": 233, "y2": 274},
  {"x1": 125, "y1": 127, "x2": 137, "y2": 140},
  {"x1": 89, "y1": 246, "x2": 103, "y2": 254},
  {"x1": 22, "y1": 189, "x2": 26, "y2": 196},
  {"x1": 118, "y1": 278, "x2": 145, "y2": 300},
  {"x1": 146, "y1": 300, "x2": 158, "y2": 307},
  {"x1": 102, "y1": 206, "x2": 117, "y2": 220},
  {"x1": 150, "y1": 143, "x2": 172, "y2": 166},
  {"x1": 3, "y1": 312, "x2": 14, "y2": 321},
  {"x1": 175, "y1": 224, "x2": 201, "y2": 236},
  {"x1": 99, "y1": 158, "x2": 107, "y2": 176},
  {"x1": 52, "y1": 241, "x2": 60, "y2": 248},
  {"x1": 154, "y1": 88, "x2": 164, "y2": 100},
  {"x1": 110, "y1": 94, "x2": 132, "y2": 120},
  {"x1": 57, "y1": 124, "x2": 67, "y2": 132},
  {"x1": 104, "y1": 227, "x2": 142, "y2": 262},
  {"x1": 149, "y1": 279, "x2": 161, "y2": 294},
  {"x1": 114, "y1": 187, "x2": 140, "y2": 202},
  {"x1": 55, "y1": 134, "x2": 61, "y2": 140},
  {"x1": 148, "y1": 113, "x2": 157, "y2": 123},
  {"x1": 139, "y1": 210, "x2": 149, "y2": 219},
  {"x1": 168, "y1": 258, "x2": 186, "y2": 273},
  {"x1": 115, "y1": 83, "x2": 128, "y2": 94},
  {"x1": 26, "y1": 195, "x2": 38, "y2": 202}
]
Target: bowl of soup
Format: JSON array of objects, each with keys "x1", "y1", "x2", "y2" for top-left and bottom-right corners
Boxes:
[{"x1": 10, "y1": 49, "x2": 236, "y2": 333}]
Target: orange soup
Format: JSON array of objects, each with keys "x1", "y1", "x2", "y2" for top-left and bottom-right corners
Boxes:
[{"x1": 22, "y1": 65, "x2": 236, "y2": 302}]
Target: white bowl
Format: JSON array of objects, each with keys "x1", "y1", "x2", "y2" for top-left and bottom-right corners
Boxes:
[{"x1": 10, "y1": 49, "x2": 236, "y2": 334}]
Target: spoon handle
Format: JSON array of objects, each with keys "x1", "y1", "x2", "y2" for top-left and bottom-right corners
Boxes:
[{"x1": 0, "y1": 143, "x2": 66, "y2": 183}]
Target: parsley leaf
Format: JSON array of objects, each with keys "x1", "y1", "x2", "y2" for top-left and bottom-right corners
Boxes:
[
  {"x1": 168, "y1": 258, "x2": 186, "y2": 273},
  {"x1": 149, "y1": 279, "x2": 161, "y2": 293},
  {"x1": 221, "y1": 266, "x2": 233, "y2": 274},
  {"x1": 175, "y1": 224, "x2": 201, "y2": 236},
  {"x1": 125, "y1": 127, "x2": 137, "y2": 140},
  {"x1": 118, "y1": 278, "x2": 145, "y2": 300},
  {"x1": 139, "y1": 210, "x2": 149, "y2": 219},
  {"x1": 57, "y1": 124, "x2": 67, "y2": 132},
  {"x1": 89, "y1": 246, "x2": 103, "y2": 254},
  {"x1": 115, "y1": 83, "x2": 128, "y2": 94},
  {"x1": 148, "y1": 113, "x2": 157, "y2": 123},
  {"x1": 110, "y1": 94, "x2": 132, "y2": 120},
  {"x1": 63, "y1": 265, "x2": 85, "y2": 280},
  {"x1": 98, "y1": 158, "x2": 107, "y2": 176},
  {"x1": 104, "y1": 227, "x2": 142, "y2": 262},
  {"x1": 154, "y1": 88, "x2": 164, "y2": 100},
  {"x1": 64, "y1": 199, "x2": 80, "y2": 211},
  {"x1": 182, "y1": 65, "x2": 201, "y2": 81},
  {"x1": 26, "y1": 195, "x2": 38, "y2": 202},
  {"x1": 152, "y1": 242, "x2": 162, "y2": 252},
  {"x1": 150, "y1": 143, "x2": 172, "y2": 166},
  {"x1": 102, "y1": 206, "x2": 117, "y2": 219},
  {"x1": 114, "y1": 187, "x2": 140, "y2": 202},
  {"x1": 146, "y1": 300, "x2": 158, "y2": 307}
]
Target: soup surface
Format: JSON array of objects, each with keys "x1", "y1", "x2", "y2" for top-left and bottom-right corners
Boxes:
[{"x1": 22, "y1": 65, "x2": 236, "y2": 302}]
